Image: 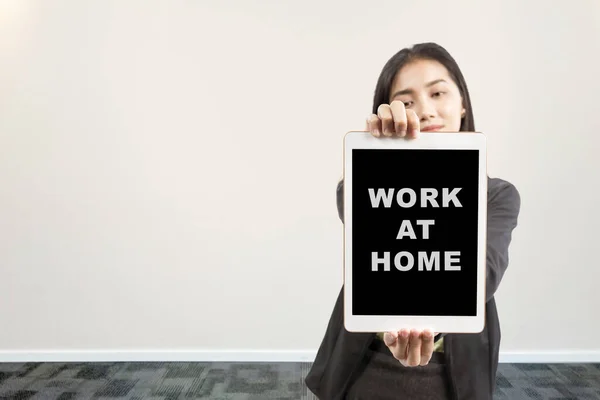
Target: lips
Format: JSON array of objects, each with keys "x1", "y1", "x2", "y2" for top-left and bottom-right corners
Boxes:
[{"x1": 421, "y1": 125, "x2": 444, "y2": 132}]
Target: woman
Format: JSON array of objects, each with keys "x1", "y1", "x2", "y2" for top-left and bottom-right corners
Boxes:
[{"x1": 305, "y1": 42, "x2": 521, "y2": 399}]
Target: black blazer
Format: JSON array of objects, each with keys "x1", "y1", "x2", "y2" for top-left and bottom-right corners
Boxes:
[{"x1": 305, "y1": 177, "x2": 521, "y2": 400}]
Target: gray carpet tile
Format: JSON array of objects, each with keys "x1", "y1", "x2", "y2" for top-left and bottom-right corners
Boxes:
[{"x1": 0, "y1": 362, "x2": 599, "y2": 399}]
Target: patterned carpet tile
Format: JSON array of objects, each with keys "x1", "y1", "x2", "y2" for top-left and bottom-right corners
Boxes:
[
  {"x1": 0, "y1": 362, "x2": 312, "y2": 400},
  {"x1": 494, "y1": 363, "x2": 600, "y2": 399},
  {"x1": 0, "y1": 362, "x2": 598, "y2": 399}
]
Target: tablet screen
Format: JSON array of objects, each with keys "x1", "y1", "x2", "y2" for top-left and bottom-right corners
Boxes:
[{"x1": 351, "y1": 148, "x2": 480, "y2": 317}]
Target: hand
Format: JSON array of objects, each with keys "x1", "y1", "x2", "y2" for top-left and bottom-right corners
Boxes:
[
  {"x1": 366, "y1": 100, "x2": 420, "y2": 139},
  {"x1": 383, "y1": 329, "x2": 435, "y2": 367}
]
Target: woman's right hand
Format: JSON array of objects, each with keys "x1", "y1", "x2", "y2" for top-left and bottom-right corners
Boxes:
[
  {"x1": 366, "y1": 100, "x2": 420, "y2": 139},
  {"x1": 383, "y1": 329, "x2": 435, "y2": 367}
]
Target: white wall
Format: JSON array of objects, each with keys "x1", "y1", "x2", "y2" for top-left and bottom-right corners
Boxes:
[{"x1": 1, "y1": 0, "x2": 599, "y2": 362}]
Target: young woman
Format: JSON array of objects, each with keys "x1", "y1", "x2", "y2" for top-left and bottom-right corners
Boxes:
[{"x1": 305, "y1": 43, "x2": 521, "y2": 400}]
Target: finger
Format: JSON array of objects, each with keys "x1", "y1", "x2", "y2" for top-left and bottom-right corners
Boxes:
[
  {"x1": 395, "y1": 329, "x2": 410, "y2": 362},
  {"x1": 405, "y1": 109, "x2": 420, "y2": 139},
  {"x1": 406, "y1": 329, "x2": 422, "y2": 367},
  {"x1": 389, "y1": 100, "x2": 408, "y2": 137},
  {"x1": 366, "y1": 114, "x2": 382, "y2": 137},
  {"x1": 377, "y1": 104, "x2": 394, "y2": 137},
  {"x1": 420, "y1": 330, "x2": 435, "y2": 366},
  {"x1": 383, "y1": 331, "x2": 397, "y2": 347}
]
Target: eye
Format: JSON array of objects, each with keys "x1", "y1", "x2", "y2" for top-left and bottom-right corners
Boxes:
[
  {"x1": 403, "y1": 101, "x2": 413, "y2": 108},
  {"x1": 432, "y1": 91, "x2": 445, "y2": 98}
]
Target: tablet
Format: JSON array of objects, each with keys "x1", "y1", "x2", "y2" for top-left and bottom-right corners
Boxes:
[{"x1": 343, "y1": 131, "x2": 487, "y2": 334}]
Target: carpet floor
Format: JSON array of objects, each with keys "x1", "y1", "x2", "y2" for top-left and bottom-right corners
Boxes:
[{"x1": 1, "y1": 361, "x2": 599, "y2": 399}]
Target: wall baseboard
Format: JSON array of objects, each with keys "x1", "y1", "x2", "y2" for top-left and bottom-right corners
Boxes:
[
  {"x1": 499, "y1": 351, "x2": 600, "y2": 363},
  {"x1": 1, "y1": 350, "x2": 600, "y2": 364}
]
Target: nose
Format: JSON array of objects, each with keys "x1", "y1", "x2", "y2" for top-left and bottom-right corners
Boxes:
[{"x1": 415, "y1": 98, "x2": 436, "y2": 122}]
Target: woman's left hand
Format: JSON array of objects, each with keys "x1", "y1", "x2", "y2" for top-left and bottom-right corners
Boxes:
[{"x1": 383, "y1": 329, "x2": 436, "y2": 367}]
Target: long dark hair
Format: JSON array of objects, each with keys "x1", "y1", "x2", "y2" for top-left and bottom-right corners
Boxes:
[{"x1": 372, "y1": 42, "x2": 475, "y2": 132}]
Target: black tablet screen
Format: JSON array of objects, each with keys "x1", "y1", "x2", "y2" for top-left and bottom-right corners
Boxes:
[{"x1": 351, "y1": 149, "x2": 480, "y2": 316}]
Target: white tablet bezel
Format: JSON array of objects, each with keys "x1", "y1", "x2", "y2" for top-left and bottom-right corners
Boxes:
[{"x1": 343, "y1": 131, "x2": 488, "y2": 334}]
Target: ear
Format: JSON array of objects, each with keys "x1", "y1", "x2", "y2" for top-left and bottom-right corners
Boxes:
[{"x1": 461, "y1": 108, "x2": 466, "y2": 118}]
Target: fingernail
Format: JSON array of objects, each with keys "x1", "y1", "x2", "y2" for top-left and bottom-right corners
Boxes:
[
  {"x1": 401, "y1": 330, "x2": 409, "y2": 338},
  {"x1": 400, "y1": 130, "x2": 407, "y2": 137},
  {"x1": 374, "y1": 129, "x2": 380, "y2": 137}
]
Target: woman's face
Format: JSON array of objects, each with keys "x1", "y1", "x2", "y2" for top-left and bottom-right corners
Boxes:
[{"x1": 389, "y1": 58, "x2": 465, "y2": 132}]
